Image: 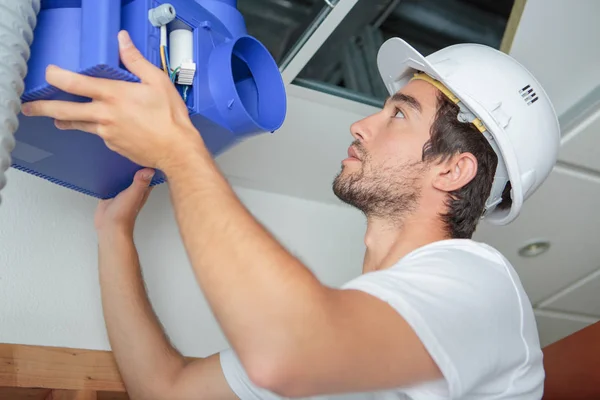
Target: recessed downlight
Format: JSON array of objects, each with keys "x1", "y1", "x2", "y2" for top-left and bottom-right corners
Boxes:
[{"x1": 518, "y1": 240, "x2": 551, "y2": 258}]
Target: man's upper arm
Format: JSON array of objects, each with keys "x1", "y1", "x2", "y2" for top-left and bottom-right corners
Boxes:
[
  {"x1": 166, "y1": 354, "x2": 238, "y2": 400},
  {"x1": 215, "y1": 287, "x2": 443, "y2": 399},
  {"x1": 172, "y1": 248, "x2": 521, "y2": 400},
  {"x1": 263, "y1": 248, "x2": 521, "y2": 398},
  {"x1": 273, "y1": 287, "x2": 443, "y2": 397}
]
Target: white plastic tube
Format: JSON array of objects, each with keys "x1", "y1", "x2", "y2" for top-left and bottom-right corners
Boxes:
[
  {"x1": 169, "y1": 29, "x2": 196, "y2": 86},
  {"x1": 0, "y1": 0, "x2": 41, "y2": 204},
  {"x1": 169, "y1": 29, "x2": 193, "y2": 70}
]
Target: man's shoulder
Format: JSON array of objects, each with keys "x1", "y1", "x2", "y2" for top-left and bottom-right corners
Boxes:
[
  {"x1": 405, "y1": 238, "x2": 506, "y2": 261},
  {"x1": 362, "y1": 238, "x2": 529, "y2": 317},
  {"x1": 347, "y1": 238, "x2": 522, "y2": 305},
  {"x1": 397, "y1": 239, "x2": 512, "y2": 275},
  {"x1": 343, "y1": 239, "x2": 543, "y2": 399}
]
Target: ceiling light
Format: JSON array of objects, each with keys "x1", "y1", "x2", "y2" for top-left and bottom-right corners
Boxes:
[{"x1": 518, "y1": 240, "x2": 551, "y2": 258}]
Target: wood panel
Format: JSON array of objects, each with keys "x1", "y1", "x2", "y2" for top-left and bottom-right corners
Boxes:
[
  {"x1": 3, "y1": 336, "x2": 600, "y2": 400},
  {"x1": 46, "y1": 390, "x2": 97, "y2": 400},
  {"x1": 0, "y1": 387, "x2": 51, "y2": 399},
  {"x1": 543, "y1": 321, "x2": 600, "y2": 399},
  {"x1": 0, "y1": 344, "x2": 125, "y2": 392},
  {"x1": 96, "y1": 393, "x2": 129, "y2": 400},
  {"x1": 0, "y1": 388, "x2": 127, "y2": 400}
]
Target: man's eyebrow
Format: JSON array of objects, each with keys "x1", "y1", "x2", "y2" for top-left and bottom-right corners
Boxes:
[{"x1": 384, "y1": 93, "x2": 422, "y2": 114}]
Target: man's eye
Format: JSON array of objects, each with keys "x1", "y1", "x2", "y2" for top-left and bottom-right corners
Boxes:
[{"x1": 394, "y1": 107, "x2": 405, "y2": 119}]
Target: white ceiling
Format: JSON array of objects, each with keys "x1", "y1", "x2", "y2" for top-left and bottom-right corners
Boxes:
[
  {"x1": 539, "y1": 269, "x2": 600, "y2": 317},
  {"x1": 507, "y1": 0, "x2": 600, "y2": 116},
  {"x1": 216, "y1": 0, "x2": 600, "y2": 346},
  {"x1": 473, "y1": 166, "x2": 600, "y2": 305},
  {"x1": 534, "y1": 310, "x2": 594, "y2": 347},
  {"x1": 559, "y1": 105, "x2": 600, "y2": 171}
]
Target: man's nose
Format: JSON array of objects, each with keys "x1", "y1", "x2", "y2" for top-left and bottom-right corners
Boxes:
[{"x1": 350, "y1": 117, "x2": 374, "y2": 143}]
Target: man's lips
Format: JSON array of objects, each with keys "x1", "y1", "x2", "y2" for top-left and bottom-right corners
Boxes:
[{"x1": 347, "y1": 146, "x2": 361, "y2": 160}]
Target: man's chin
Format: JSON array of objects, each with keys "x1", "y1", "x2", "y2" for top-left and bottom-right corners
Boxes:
[
  {"x1": 333, "y1": 171, "x2": 360, "y2": 202},
  {"x1": 339, "y1": 161, "x2": 361, "y2": 174},
  {"x1": 333, "y1": 167, "x2": 351, "y2": 185}
]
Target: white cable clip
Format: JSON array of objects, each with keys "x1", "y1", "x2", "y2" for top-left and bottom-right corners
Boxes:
[{"x1": 177, "y1": 61, "x2": 196, "y2": 86}]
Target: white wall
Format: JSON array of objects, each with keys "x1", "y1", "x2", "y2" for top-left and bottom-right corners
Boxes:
[{"x1": 0, "y1": 168, "x2": 365, "y2": 357}]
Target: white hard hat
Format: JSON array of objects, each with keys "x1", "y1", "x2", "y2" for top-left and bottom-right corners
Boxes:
[{"x1": 377, "y1": 38, "x2": 560, "y2": 225}]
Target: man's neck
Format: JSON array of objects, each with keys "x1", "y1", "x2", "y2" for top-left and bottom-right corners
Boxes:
[{"x1": 362, "y1": 213, "x2": 449, "y2": 273}]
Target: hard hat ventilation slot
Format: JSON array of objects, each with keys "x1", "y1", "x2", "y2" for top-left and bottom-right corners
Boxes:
[{"x1": 519, "y1": 84, "x2": 538, "y2": 105}]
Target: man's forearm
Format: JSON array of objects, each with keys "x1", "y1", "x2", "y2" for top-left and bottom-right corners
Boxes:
[
  {"x1": 98, "y1": 230, "x2": 185, "y2": 398},
  {"x1": 162, "y1": 146, "x2": 330, "y2": 372}
]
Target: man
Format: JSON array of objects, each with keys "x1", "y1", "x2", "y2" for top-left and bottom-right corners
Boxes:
[{"x1": 23, "y1": 30, "x2": 560, "y2": 399}]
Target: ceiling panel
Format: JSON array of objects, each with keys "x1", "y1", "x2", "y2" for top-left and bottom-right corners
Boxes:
[
  {"x1": 473, "y1": 166, "x2": 600, "y2": 304},
  {"x1": 509, "y1": 0, "x2": 600, "y2": 116},
  {"x1": 539, "y1": 269, "x2": 600, "y2": 318},
  {"x1": 559, "y1": 108, "x2": 600, "y2": 173},
  {"x1": 535, "y1": 311, "x2": 594, "y2": 348}
]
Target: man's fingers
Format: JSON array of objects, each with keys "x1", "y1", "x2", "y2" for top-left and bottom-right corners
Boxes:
[
  {"x1": 45, "y1": 65, "x2": 113, "y2": 99},
  {"x1": 23, "y1": 100, "x2": 101, "y2": 123},
  {"x1": 112, "y1": 168, "x2": 154, "y2": 205},
  {"x1": 135, "y1": 168, "x2": 155, "y2": 185},
  {"x1": 118, "y1": 31, "x2": 159, "y2": 82},
  {"x1": 128, "y1": 169, "x2": 155, "y2": 209},
  {"x1": 54, "y1": 120, "x2": 100, "y2": 135},
  {"x1": 131, "y1": 169, "x2": 155, "y2": 193}
]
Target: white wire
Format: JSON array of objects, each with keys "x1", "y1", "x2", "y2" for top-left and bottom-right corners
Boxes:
[{"x1": 160, "y1": 25, "x2": 167, "y2": 47}]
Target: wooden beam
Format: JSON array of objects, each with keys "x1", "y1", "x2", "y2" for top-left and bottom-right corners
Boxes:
[
  {"x1": 0, "y1": 388, "x2": 128, "y2": 400},
  {"x1": 45, "y1": 390, "x2": 97, "y2": 400},
  {"x1": 0, "y1": 387, "x2": 51, "y2": 399},
  {"x1": 500, "y1": 0, "x2": 528, "y2": 54},
  {"x1": 97, "y1": 393, "x2": 129, "y2": 400},
  {"x1": 0, "y1": 344, "x2": 125, "y2": 392}
]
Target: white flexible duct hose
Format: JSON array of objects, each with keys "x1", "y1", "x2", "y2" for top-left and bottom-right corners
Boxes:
[{"x1": 0, "y1": 0, "x2": 40, "y2": 204}]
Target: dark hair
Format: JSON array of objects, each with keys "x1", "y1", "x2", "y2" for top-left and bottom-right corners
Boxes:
[{"x1": 422, "y1": 92, "x2": 504, "y2": 239}]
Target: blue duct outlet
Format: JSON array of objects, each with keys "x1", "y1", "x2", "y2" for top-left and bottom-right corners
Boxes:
[{"x1": 13, "y1": 0, "x2": 287, "y2": 199}]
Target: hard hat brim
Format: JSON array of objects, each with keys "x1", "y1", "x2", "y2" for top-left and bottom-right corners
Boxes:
[{"x1": 376, "y1": 37, "x2": 523, "y2": 225}]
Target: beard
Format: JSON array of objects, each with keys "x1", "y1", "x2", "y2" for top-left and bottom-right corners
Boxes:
[{"x1": 332, "y1": 141, "x2": 427, "y2": 221}]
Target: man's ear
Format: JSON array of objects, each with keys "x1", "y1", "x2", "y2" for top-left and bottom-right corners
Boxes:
[{"x1": 432, "y1": 153, "x2": 478, "y2": 193}]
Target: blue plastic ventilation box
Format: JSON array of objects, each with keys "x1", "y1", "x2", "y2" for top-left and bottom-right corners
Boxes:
[{"x1": 14, "y1": 0, "x2": 287, "y2": 198}]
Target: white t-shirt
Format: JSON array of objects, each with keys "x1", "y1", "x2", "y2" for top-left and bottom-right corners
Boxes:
[{"x1": 220, "y1": 239, "x2": 544, "y2": 399}]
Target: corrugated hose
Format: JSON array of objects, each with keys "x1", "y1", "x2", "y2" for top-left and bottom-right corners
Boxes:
[{"x1": 0, "y1": 0, "x2": 40, "y2": 204}]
